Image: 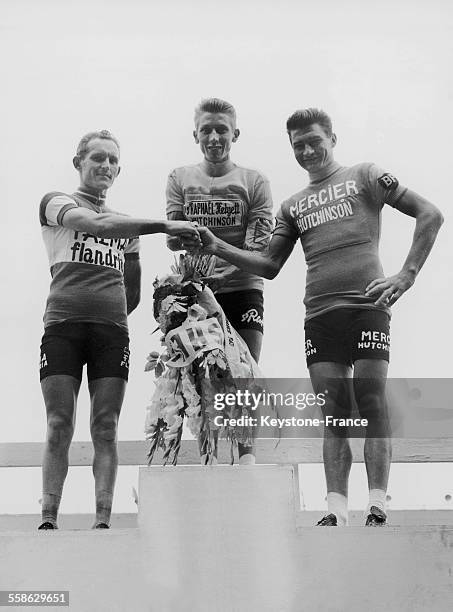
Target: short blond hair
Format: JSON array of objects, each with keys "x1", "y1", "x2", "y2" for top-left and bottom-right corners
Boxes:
[{"x1": 194, "y1": 98, "x2": 236, "y2": 127}]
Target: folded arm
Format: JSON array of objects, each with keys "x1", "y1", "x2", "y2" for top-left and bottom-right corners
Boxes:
[{"x1": 366, "y1": 189, "x2": 444, "y2": 306}]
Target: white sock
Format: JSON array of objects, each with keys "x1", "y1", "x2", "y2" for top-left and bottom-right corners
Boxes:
[
  {"x1": 327, "y1": 492, "x2": 348, "y2": 526},
  {"x1": 200, "y1": 454, "x2": 218, "y2": 466},
  {"x1": 238, "y1": 453, "x2": 256, "y2": 466},
  {"x1": 366, "y1": 489, "x2": 386, "y2": 515}
]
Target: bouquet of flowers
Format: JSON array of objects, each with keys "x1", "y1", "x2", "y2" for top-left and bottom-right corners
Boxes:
[{"x1": 144, "y1": 253, "x2": 261, "y2": 465}]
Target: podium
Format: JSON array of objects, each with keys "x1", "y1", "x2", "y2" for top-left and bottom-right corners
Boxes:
[
  {"x1": 138, "y1": 465, "x2": 298, "y2": 611},
  {"x1": 1, "y1": 463, "x2": 452, "y2": 611}
]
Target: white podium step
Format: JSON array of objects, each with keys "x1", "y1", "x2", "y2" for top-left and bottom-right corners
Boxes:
[
  {"x1": 0, "y1": 529, "x2": 147, "y2": 612},
  {"x1": 137, "y1": 465, "x2": 453, "y2": 612},
  {"x1": 138, "y1": 465, "x2": 298, "y2": 612},
  {"x1": 291, "y1": 525, "x2": 453, "y2": 611},
  {"x1": 1, "y1": 466, "x2": 452, "y2": 611}
]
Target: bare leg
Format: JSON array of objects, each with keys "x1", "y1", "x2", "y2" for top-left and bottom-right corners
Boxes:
[
  {"x1": 353, "y1": 359, "x2": 391, "y2": 492},
  {"x1": 236, "y1": 328, "x2": 262, "y2": 364},
  {"x1": 322, "y1": 428, "x2": 352, "y2": 497},
  {"x1": 236, "y1": 328, "x2": 262, "y2": 461},
  {"x1": 199, "y1": 429, "x2": 219, "y2": 463},
  {"x1": 41, "y1": 375, "x2": 80, "y2": 526},
  {"x1": 309, "y1": 363, "x2": 353, "y2": 496},
  {"x1": 89, "y1": 377, "x2": 126, "y2": 526}
]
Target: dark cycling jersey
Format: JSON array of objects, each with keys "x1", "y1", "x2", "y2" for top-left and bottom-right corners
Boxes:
[{"x1": 274, "y1": 163, "x2": 407, "y2": 320}]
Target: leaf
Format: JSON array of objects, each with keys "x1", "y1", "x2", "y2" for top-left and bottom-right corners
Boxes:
[{"x1": 155, "y1": 361, "x2": 165, "y2": 378}]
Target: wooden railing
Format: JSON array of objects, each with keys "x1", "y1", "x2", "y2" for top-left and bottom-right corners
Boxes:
[
  {"x1": 2, "y1": 438, "x2": 452, "y2": 528},
  {"x1": 1, "y1": 437, "x2": 452, "y2": 467}
]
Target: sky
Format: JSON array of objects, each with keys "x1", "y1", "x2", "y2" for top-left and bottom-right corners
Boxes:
[{"x1": 0, "y1": 0, "x2": 452, "y2": 514}]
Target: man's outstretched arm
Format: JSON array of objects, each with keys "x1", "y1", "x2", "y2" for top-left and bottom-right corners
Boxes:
[
  {"x1": 366, "y1": 189, "x2": 444, "y2": 306},
  {"x1": 61, "y1": 206, "x2": 200, "y2": 241},
  {"x1": 184, "y1": 227, "x2": 296, "y2": 280}
]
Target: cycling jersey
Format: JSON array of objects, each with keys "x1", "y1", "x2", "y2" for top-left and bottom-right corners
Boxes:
[
  {"x1": 166, "y1": 164, "x2": 273, "y2": 293},
  {"x1": 274, "y1": 163, "x2": 407, "y2": 320},
  {"x1": 40, "y1": 189, "x2": 139, "y2": 330}
]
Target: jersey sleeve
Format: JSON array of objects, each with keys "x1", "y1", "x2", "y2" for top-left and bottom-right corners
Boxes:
[
  {"x1": 39, "y1": 192, "x2": 78, "y2": 227},
  {"x1": 366, "y1": 163, "x2": 408, "y2": 208},
  {"x1": 243, "y1": 173, "x2": 274, "y2": 252},
  {"x1": 124, "y1": 237, "x2": 140, "y2": 259},
  {"x1": 273, "y1": 203, "x2": 299, "y2": 245},
  {"x1": 166, "y1": 170, "x2": 185, "y2": 217}
]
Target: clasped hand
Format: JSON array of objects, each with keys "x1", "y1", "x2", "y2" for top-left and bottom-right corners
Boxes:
[{"x1": 180, "y1": 225, "x2": 215, "y2": 254}]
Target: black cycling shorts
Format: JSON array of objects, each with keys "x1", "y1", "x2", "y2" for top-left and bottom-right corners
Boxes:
[
  {"x1": 304, "y1": 308, "x2": 390, "y2": 368},
  {"x1": 39, "y1": 322, "x2": 130, "y2": 382},
  {"x1": 215, "y1": 290, "x2": 264, "y2": 333}
]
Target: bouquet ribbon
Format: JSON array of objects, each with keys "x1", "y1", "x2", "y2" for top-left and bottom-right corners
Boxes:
[{"x1": 165, "y1": 317, "x2": 224, "y2": 367}]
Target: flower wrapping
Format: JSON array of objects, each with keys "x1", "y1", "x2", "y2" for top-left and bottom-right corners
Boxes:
[{"x1": 144, "y1": 253, "x2": 261, "y2": 465}]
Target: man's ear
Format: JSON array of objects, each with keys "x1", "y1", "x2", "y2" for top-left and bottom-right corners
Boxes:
[
  {"x1": 73, "y1": 155, "x2": 81, "y2": 170},
  {"x1": 232, "y1": 128, "x2": 240, "y2": 142},
  {"x1": 331, "y1": 133, "x2": 337, "y2": 148},
  {"x1": 193, "y1": 129, "x2": 199, "y2": 144},
  {"x1": 116, "y1": 166, "x2": 121, "y2": 178}
]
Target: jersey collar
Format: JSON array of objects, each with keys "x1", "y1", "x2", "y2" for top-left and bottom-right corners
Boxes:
[{"x1": 74, "y1": 189, "x2": 106, "y2": 207}]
